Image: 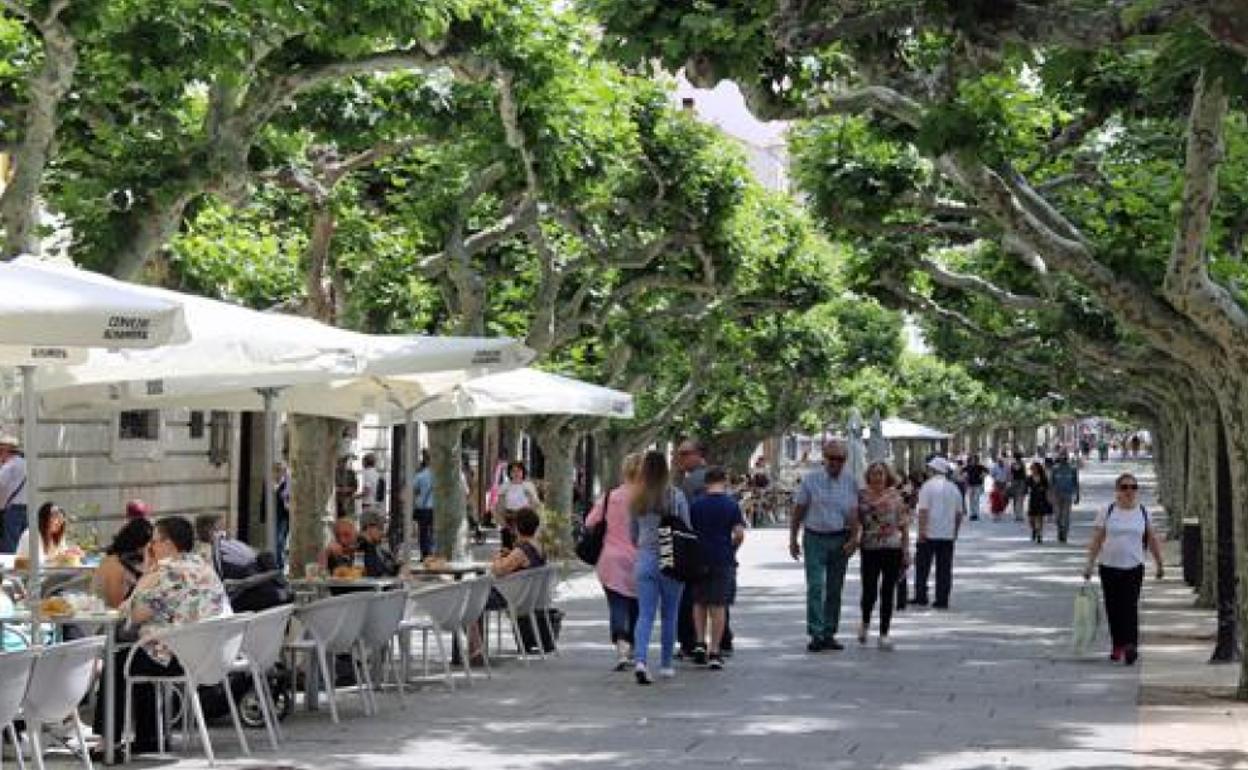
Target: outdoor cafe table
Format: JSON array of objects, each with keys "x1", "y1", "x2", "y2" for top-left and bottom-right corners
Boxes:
[
  {"x1": 0, "y1": 608, "x2": 126, "y2": 765},
  {"x1": 404, "y1": 562, "x2": 489, "y2": 581},
  {"x1": 289, "y1": 576, "x2": 405, "y2": 600}
]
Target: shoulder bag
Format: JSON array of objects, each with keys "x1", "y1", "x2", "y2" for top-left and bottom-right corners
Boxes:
[
  {"x1": 657, "y1": 490, "x2": 707, "y2": 583},
  {"x1": 575, "y1": 489, "x2": 610, "y2": 566}
]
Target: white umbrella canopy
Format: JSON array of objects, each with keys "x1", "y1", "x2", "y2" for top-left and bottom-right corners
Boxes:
[
  {"x1": 0, "y1": 256, "x2": 187, "y2": 613},
  {"x1": 0, "y1": 256, "x2": 188, "y2": 350},
  {"x1": 410, "y1": 368, "x2": 635, "y2": 423}
]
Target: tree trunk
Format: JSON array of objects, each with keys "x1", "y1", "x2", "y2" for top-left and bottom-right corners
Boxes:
[
  {"x1": 1186, "y1": 409, "x2": 1218, "y2": 611},
  {"x1": 705, "y1": 430, "x2": 765, "y2": 476},
  {"x1": 429, "y1": 420, "x2": 468, "y2": 560},
  {"x1": 288, "y1": 414, "x2": 339, "y2": 578},
  {"x1": 596, "y1": 432, "x2": 628, "y2": 491},
  {"x1": 534, "y1": 427, "x2": 577, "y2": 561}
]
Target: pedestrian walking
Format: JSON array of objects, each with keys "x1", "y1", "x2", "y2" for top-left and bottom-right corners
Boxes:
[
  {"x1": 790, "y1": 439, "x2": 860, "y2": 652},
  {"x1": 585, "y1": 452, "x2": 642, "y2": 671},
  {"x1": 1082, "y1": 473, "x2": 1164, "y2": 665},
  {"x1": 1050, "y1": 453, "x2": 1080, "y2": 543},
  {"x1": 675, "y1": 439, "x2": 710, "y2": 657},
  {"x1": 493, "y1": 461, "x2": 541, "y2": 550},
  {"x1": 409, "y1": 450, "x2": 436, "y2": 558},
  {"x1": 0, "y1": 435, "x2": 27, "y2": 554},
  {"x1": 630, "y1": 450, "x2": 690, "y2": 684},
  {"x1": 914, "y1": 457, "x2": 963, "y2": 609},
  {"x1": 688, "y1": 466, "x2": 745, "y2": 670},
  {"x1": 963, "y1": 454, "x2": 987, "y2": 522},
  {"x1": 1025, "y1": 462, "x2": 1054, "y2": 543},
  {"x1": 857, "y1": 462, "x2": 909, "y2": 650},
  {"x1": 1008, "y1": 453, "x2": 1028, "y2": 521},
  {"x1": 989, "y1": 455, "x2": 1009, "y2": 521}
]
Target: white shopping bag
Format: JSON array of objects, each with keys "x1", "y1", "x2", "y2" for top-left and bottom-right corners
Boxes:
[{"x1": 1072, "y1": 582, "x2": 1101, "y2": 654}]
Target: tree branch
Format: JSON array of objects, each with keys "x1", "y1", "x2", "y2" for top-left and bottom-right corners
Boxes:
[{"x1": 915, "y1": 253, "x2": 1053, "y2": 312}]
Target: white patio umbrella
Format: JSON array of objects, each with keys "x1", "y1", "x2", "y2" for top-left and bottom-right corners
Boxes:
[
  {"x1": 0, "y1": 256, "x2": 188, "y2": 605},
  {"x1": 846, "y1": 408, "x2": 867, "y2": 485},
  {"x1": 40, "y1": 318, "x2": 534, "y2": 551},
  {"x1": 409, "y1": 368, "x2": 634, "y2": 423}
]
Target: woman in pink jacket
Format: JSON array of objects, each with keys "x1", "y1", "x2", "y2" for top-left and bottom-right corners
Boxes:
[{"x1": 585, "y1": 452, "x2": 643, "y2": 670}]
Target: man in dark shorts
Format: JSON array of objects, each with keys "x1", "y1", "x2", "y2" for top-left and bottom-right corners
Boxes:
[{"x1": 689, "y1": 466, "x2": 746, "y2": 670}]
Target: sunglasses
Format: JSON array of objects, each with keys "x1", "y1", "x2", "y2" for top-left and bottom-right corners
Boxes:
[
  {"x1": 1117, "y1": 483, "x2": 1139, "y2": 491},
  {"x1": 826, "y1": 456, "x2": 847, "y2": 463}
]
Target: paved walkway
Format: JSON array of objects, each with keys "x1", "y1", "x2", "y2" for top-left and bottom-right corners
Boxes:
[{"x1": 39, "y1": 460, "x2": 1248, "y2": 768}]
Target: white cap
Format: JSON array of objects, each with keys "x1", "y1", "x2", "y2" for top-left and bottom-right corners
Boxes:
[{"x1": 927, "y1": 457, "x2": 951, "y2": 475}]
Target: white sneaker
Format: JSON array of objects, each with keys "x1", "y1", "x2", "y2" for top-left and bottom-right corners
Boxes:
[
  {"x1": 635, "y1": 663, "x2": 653, "y2": 685},
  {"x1": 877, "y1": 636, "x2": 894, "y2": 651},
  {"x1": 659, "y1": 666, "x2": 676, "y2": 679}
]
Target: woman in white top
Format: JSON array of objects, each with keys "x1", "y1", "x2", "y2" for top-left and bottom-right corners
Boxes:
[
  {"x1": 15, "y1": 501, "x2": 73, "y2": 564},
  {"x1": 1082, "y1": 473, "x2": 1164, "y2": 665},
  {"x1": 493, "y1": 462, "x2": 541, "y2": 547}
]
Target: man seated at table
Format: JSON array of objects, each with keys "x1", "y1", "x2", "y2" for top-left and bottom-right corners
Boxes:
[
  {"x1": 358, "y1": 512, "x2": 399, "y2": 577},
  {"x1": 95, "y1": 515, "x2": 231, "y2": 757},
  {"x1": 320, "y1": 518, "x2": 359, "y2": 574}
]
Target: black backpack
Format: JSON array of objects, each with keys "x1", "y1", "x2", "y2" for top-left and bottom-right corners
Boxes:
[
  {"x1": 1106, "y1": 503, "x2": 1150, "y2": 546},
  {"x1": 375, "y1": 476, "x2": 387, "y2": 503}
]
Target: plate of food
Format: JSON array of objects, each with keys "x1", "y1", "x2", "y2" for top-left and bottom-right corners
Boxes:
[
  {"x1": 39, "y1": 597, "x2": 73, "y2": 618},
  {"x1": 331, "y1": 566, "x2": 365, "y2": 580}
]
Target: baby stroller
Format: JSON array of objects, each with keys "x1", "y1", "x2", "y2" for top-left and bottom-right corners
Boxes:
[{"x1": 202, "y1": 537, "x2": 296, "y2": 729}]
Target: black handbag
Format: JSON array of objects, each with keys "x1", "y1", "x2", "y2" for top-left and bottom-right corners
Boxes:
[
  {"x1": 575, "y1": 490, "x2": 610, "y2": 565},
  {"x1": 657, "y1": 492, "x2": 706, "y2": 583}
]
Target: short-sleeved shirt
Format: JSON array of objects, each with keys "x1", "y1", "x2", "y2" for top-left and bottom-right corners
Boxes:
[
  {"x1": 128, "y1": 553, "x2": 231, "y2": 666},
  {"x1": 412, "y1": 467, "x2": 434, "y2": 510},
  {"x1": 359, "y1": 468, "x2": 381, "y2": 511},
  {"x1": 630, "y1": 487, "x2": 690, "y2": 554},
  {"x1": 858, "y1": 490, "x2": 909, "y2": 550},
  {"x1": 681, "y1": 465, "x2": 709, "y2": 505},
  {"x1": 1094, "y1": 503, "x2": 1148, "y2": 569},
  {"x1": 690, "y1": 492, "x2": 745, "y2": 567},
  {"x1": 964, "y1": 463, "x2": 987, "y2": 486},
  {"x1": 0, "y1": 455, "x2": 26, "y2": 508},
  {"x1": 795, "y1": 468, "x2": 858, "y2": 534},
  {"x1": 917, "y1": 476, "x2": 963, "y2": 540}
]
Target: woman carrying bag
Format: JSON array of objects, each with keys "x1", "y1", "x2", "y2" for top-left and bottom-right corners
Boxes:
[
  {"x1": 629, "y1": 450, "x2": 690, "y2": 685},
  {"x1": 583, "y1": 453, "x2": 643, "y2": 671},
  {"x1": 1082, "y1": 472, "x2": 1164, "y2": 665}
]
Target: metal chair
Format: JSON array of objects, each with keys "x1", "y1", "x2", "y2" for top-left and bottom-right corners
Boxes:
[
  {"x1": 233, "y1": 605, "x2": 294, "y2": 751},
  {"x1": 287, "y1": 593, "x2": 371, "y2": 723},
  {"x1": 0, "y1": 648, "x2": 38, "y2": 770},
  {"x1": 123, "y1": 615, "x2": 250, "y2": 766},
  {"x1": 491, "y1": 570, "x2": 543, "y2": 665},
  {"x1": 21, "y1": 635, "x2": 104, "y2": 770},
  {"x1": 531, "y1": 565, "x2": 561, "y2": 657}
]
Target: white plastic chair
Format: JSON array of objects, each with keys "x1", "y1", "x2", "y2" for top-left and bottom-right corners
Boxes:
[
  {"x1": 359, "y1": 591, "x2": 409, "y2": 707},
  {"x1": 123, "y1": 615, "x2": 250, "y2": 766},
  {"x1": 531, "y1": 565, "x2": 561, "y2": 657},
  {"x1": 287, "y1": 593, "x2": 371, "y2": 723},
  {"x1": 459, "y1": 576, "x2": 495, "y2": 683},
  {"x1": 491, "y1": 570, "x2": 543, "y2": 665},
  {"x1": 233, "y1": 605, "x2": 294, "y2": 751},
  {"x1": 22, "y1": 636, "x2": 105, "y2": 770},
  {"x1": 0, "y1": 648, "x2": 38, "y2": 770},
  {"x1": 400, "y1": 583, "x2": 468, "y2": 691}
]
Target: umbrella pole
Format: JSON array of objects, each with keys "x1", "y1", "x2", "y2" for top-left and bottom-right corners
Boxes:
[
  {"x1": 259, "y1": 388, "x2": 279, "y2": 557},
  {"x1": 404, "y1": 408, "x2": 417, "y2": 551},
  {"x1": 20, "y1": 365, "x2": 41, "y2": 639}
]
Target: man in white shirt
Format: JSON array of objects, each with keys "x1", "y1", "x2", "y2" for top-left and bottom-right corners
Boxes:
[
  {"x1": 0, "y1": 435, "x2": 28, "y2": 554},
  {"x1": 914, "y1": 456, "x2": 965, "y2": 609}
]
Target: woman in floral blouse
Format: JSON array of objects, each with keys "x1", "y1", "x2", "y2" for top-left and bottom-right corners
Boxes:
[
  {"x1": 856, "y1": 462, "x2": 911, "y2": 650},
  {"x1": 95, "y1": 516, "x2": 230, "y2": 756}
]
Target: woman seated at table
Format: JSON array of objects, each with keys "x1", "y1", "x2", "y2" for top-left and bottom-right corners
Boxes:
[
  {"x1": 94, "y1": 517, "x2": 154, "y2": 609},
  {"x1": 320, "y1": 518, "x2": 360, "y2": 574},
  {"x1": 490, "y1": 508, "x2": 545, "y2": 577},
  {"x1": 468, "y1": 509, "x2": 546, "y2": 659},
  {"x1": 14, "y1": 501, "x2": 81, "y2": 566},
  {"x1": 95, "y1": 515, "x2": 231, "y2": 756}
]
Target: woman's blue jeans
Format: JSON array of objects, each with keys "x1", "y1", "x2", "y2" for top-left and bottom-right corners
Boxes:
[{"x1": 632, "y1": 549, "x2": 684, "y2": 667}]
